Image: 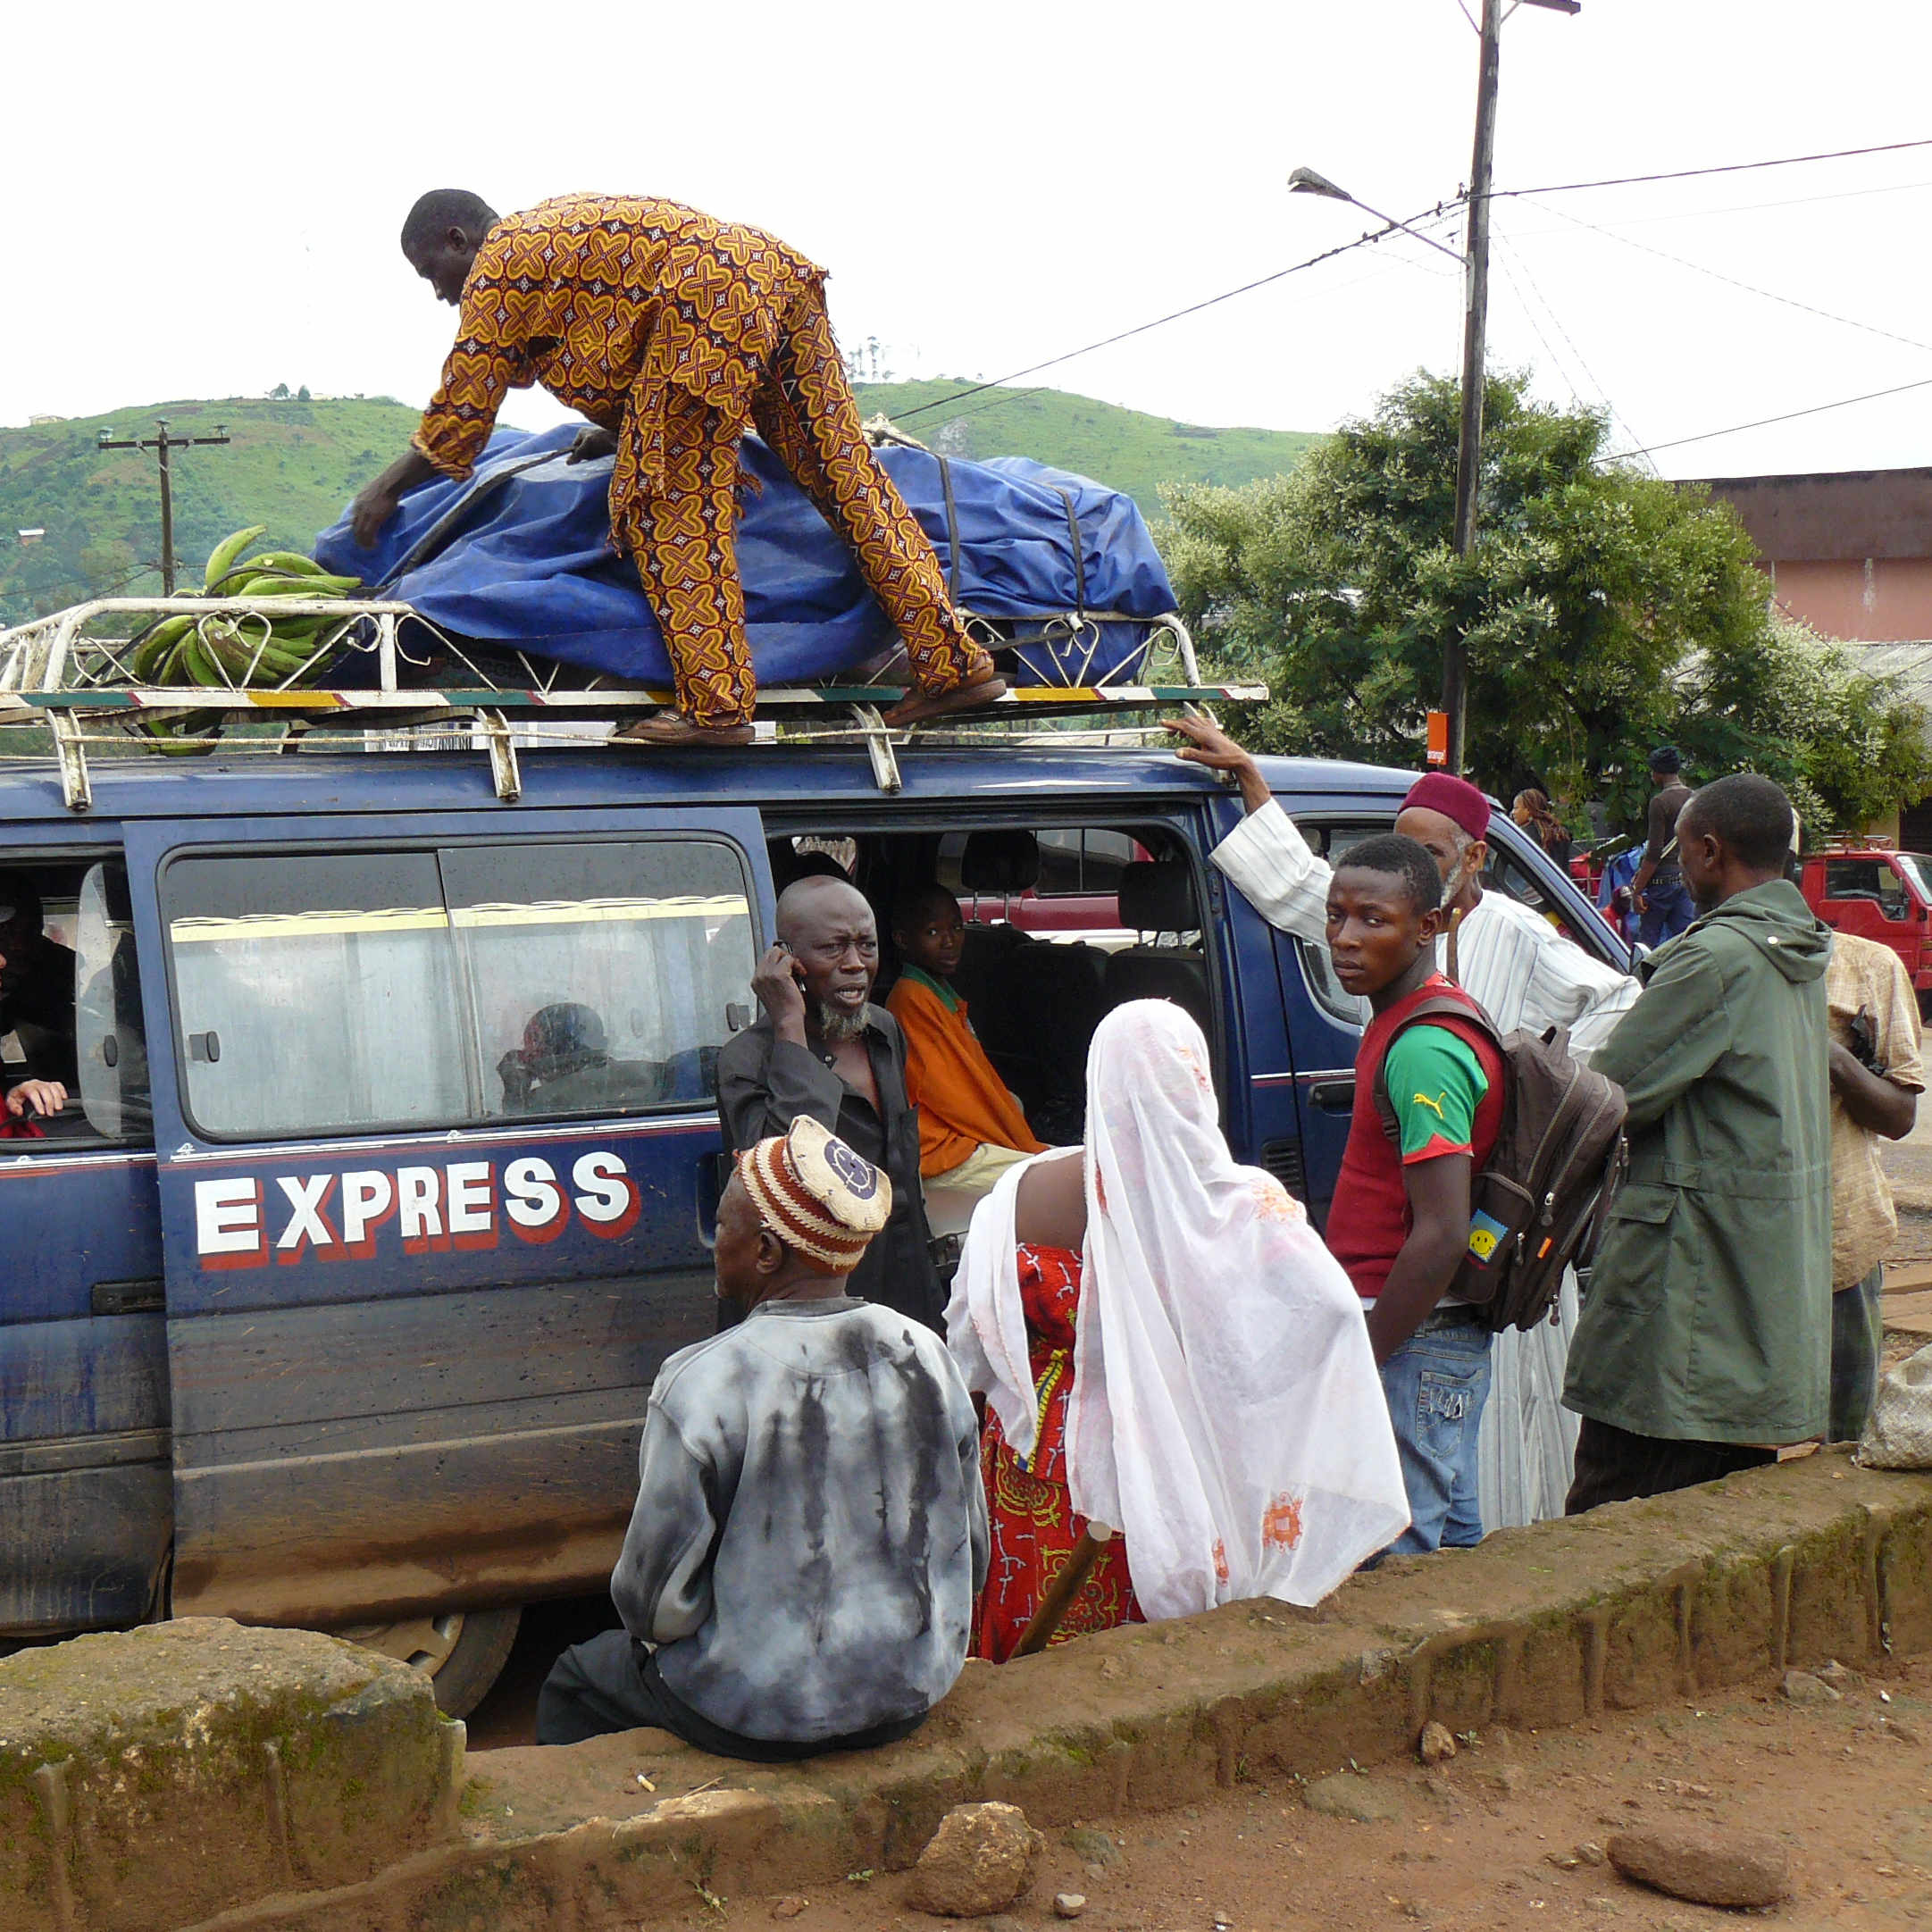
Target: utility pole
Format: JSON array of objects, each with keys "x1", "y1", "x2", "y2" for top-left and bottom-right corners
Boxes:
[
  {"x1": 1443, "y1": 0, "x2": 1578, "y2": 777},
  {"x1": 95, "y1": 417, "x2": 231, "y2": 595}
]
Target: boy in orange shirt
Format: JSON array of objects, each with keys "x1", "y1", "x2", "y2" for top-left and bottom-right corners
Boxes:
[{"x1": 886, "y1": 884, "x2": 1046, "y2": 1198}]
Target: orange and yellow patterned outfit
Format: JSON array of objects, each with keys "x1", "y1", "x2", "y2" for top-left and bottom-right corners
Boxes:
[
  {"x1": 412, "y1": 194, "x2": 989, "y2": 725},
  {"x1": 974, "y1": 1242, "x2": 1143, "y2": 1663}
]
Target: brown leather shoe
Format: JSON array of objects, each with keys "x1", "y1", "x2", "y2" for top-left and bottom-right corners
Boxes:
[
  {"x1": 879, "y1": 673, "x2": 1008, "y2": 729},
  {"x1": 615, "y1": 709, "x2": 756, "y2": 747}
]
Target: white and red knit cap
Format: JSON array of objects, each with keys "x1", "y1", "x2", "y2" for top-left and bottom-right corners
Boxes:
[{"x1": 735, "y1": 1115, "x2": 892, "y2": 1275}]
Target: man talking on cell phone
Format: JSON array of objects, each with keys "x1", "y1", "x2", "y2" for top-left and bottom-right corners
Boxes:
[{"x1": 716, "y1": 876, "x2": 941, "y2": 1330}]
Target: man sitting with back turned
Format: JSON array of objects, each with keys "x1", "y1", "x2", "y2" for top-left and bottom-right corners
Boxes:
[
  {"x1": 719, "y1": 874, "x2": 941, "y2": 1328},
  {"x1": 887, "y1": 882, "x2": 1046, "y2": 1200},
  {"x1": 536, "y1": 1115, "x2": 988, "y2": 1754},
  {"x1": 1563, "y1": 774, "x2": 1832, "y2": 1509}
]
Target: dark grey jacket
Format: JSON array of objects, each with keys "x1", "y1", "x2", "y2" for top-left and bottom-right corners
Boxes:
[
  {"x1": 716, "y1": 1006, "x2": 941, "y2": 1328},
  {"x1": 611, "y1": 1298, "x2": 989, "y2": 1743}
]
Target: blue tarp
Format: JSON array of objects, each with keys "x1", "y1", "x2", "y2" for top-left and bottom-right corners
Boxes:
[{"x1": 314, "y1": 426, "x2": 1177, "y2": 687}]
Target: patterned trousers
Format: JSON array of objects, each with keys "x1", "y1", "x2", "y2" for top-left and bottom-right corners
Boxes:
[{"x1": 627, "y1": 290, "x2": 989, "y2": 726}]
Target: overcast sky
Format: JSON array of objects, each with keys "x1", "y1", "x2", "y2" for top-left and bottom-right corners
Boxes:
[{"x1": 10, "y1": 0, "x2": 1932, "y2": 482}]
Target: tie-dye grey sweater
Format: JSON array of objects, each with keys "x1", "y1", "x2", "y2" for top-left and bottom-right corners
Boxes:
[{"x1": 611, "y1": 1297, "x2": 990, "y2": 1743}]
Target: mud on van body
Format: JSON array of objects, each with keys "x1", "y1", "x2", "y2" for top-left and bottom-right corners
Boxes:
[{"x1": 0, "y1": 741, "x2": 1627, "y2": 1713}]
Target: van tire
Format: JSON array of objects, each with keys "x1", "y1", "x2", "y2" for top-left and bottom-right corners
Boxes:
[{"x1": 338, "y1": 1606, "x2": 523, "y2": 1719}]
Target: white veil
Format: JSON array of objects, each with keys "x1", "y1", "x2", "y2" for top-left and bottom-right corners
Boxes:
[{"x1": 949, "y1": 999, "x2": 1408, "y2": 1618}]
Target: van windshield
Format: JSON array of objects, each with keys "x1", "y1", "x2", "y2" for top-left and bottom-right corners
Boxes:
[{"x1": 1897, "y1": 855, "x2": 1932, "y2": 904}]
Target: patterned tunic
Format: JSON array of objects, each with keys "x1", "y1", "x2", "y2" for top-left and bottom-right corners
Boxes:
[
  {"x1": 974, "y1": 1243, "x2": 1143, "y2": 1663},
  {"x1": 412, "y1": 194, "x2": 824, "y2": 543}
]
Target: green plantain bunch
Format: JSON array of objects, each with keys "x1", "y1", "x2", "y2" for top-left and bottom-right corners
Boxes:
[{"x1": 127, "y1": 524, "x2": 364, "y2": 689}]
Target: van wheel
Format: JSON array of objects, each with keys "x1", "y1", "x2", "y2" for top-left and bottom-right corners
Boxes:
[{"x1": 336, "y1": 1606, "x2": 523, "y2": 1719}]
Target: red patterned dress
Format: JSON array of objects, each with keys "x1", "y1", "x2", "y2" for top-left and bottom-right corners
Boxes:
[{"x1": 974, "y1": 1243, "x2": 1143, "y2": 1662}]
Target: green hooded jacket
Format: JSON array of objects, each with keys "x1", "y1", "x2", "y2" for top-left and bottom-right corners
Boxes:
[{"x1": 1562, "y1": 878, "x2": 1832, "y2": 1446}]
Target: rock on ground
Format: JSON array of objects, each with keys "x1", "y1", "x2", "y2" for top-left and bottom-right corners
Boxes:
[
  {"x1": 907, "y1": 1802, "x2": 1045, "y2": 1918},
  {"x1": 1781, "y1": 1668, "x2": 1843, "y2": 1705},
  {"x1": 1302, "y1": 1772, "x2": 1405, "y2": 1823},
  {"x1": 1418, "y1": 1720, "x2": 1457, "y2": 1764},
  {"x1": 1607, "y1": 1823, "x2": 1792, "y2": 1908}
]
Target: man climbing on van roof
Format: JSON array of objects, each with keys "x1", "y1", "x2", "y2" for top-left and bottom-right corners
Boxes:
[{"x1": 347, "y1": 191, "x2": 1006, "y2": 746}]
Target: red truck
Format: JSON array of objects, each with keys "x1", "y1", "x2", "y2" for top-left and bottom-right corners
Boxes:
[{"x1": 1800, "y1": 838, "x2": 1932, "y2": 1006}]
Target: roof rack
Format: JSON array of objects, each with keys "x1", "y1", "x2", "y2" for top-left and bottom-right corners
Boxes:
[{"x1": 0, "y1": 597, "x2": 1265, "y2": 808}]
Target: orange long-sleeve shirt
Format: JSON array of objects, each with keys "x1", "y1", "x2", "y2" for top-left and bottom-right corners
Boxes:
[{"x1": 886, "y1": 968, "x2": 1046, "y2": 1176}]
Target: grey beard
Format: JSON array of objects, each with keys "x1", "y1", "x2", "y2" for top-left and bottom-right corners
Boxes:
[{"x1": 813, "y1": 998, "x2": 868, "y2": 1042}]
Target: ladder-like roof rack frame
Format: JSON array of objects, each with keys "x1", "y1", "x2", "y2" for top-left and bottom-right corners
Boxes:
[{"x1": 0, "y1": 597, "x2": 1265, "y2": 809}]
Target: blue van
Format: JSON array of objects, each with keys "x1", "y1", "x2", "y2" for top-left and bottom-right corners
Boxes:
[{"x1": 0, "y1": 740, "x2": 1627, "y2": 1712}]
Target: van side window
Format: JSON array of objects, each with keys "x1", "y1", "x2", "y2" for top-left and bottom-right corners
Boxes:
[
  {"x1": 439, "y1": 840, "x2": 754, "y2": 1116},
  {"x1": 163, "y1": 841, "x2": 756, "y2": 1142},
  {"x1": 166, "y1": 850, "x2": 470, "y2": 1139},
  {"x1": 74, "y1": 862, "x2": 153, "y2": 1142},
  {"x1": 1826, "y1": 857, "x2": 1910, "y2": 919}
]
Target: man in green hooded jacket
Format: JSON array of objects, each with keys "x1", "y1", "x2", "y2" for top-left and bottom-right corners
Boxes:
[{"x1": 1564, "y1": 773, "x2": 1830, "y2": 1511}]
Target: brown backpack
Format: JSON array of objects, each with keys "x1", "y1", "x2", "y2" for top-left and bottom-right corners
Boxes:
[{"x1": 1374, "y1": 995, "x2": 1628, "y2": 1333}]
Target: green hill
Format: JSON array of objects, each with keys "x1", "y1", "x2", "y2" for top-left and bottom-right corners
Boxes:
[
  {"x1": 854, "y1": 380, "x2": 1319, "y2": 522},
  {"x1": 0, "y1": 396, "x2": 422, "y2": 626},
  {"x1": 0, "y1": 387, "x2": 1318, "y2": 626}
]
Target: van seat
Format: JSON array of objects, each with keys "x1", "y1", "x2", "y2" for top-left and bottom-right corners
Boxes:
[
  {"x1": 951, "y1": 829, "x2": 1041, "y2": 1041},
  {"x1": 1104, "y1": 860, "x2": 1209, "y2": 1033}
]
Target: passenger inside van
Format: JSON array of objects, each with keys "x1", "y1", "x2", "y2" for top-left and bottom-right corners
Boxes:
[
  {"x1": 886, "y1": 881, "x2": 1045, "y2": 1199},
  {"x1": 498, "y1": 1001, "x2": 656, "y2": 1115},
  {"x1": 717, "y1": 874, "x2": 941, "y2": 1330},
  {"x1": 2, "y1": 1075, "x2": 68, "y2": 1138},
  {"x1": 0, "y1": 882, "x2": 79, "y2": 1091}
]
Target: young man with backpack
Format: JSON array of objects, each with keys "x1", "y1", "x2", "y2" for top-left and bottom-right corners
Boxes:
[
  {"x1": 1326, "y1": 834, "x2": 1510, "y2": 1552},
  {"x1": 1169, "y1": 721, "x2": 1637, "y2": 1530}
]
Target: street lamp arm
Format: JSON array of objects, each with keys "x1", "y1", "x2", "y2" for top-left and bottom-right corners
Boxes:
[{"x1": 1288, "y1": 168, "x2": 1465, "y2": 263}]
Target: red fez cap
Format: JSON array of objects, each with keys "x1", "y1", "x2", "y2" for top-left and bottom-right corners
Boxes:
[{"x1": 1401, "y1": 772, "x2": 1491, "y2": 841}]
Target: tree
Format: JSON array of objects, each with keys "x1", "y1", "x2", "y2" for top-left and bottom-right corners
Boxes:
[
  {"x1": 297, "y1": 385, "x2": 312, "y2": 402},
  {"x1": 269, "y1": 382, "x2": 290, "y2": 400},
  {"x1": 1162, "y1": 370, "x2": 1932, "y2": 833}
]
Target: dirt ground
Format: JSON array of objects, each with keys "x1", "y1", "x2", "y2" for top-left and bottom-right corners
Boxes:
[{"x1": 614, "y1": 1658, "x2": 1932, "y2": 1932}]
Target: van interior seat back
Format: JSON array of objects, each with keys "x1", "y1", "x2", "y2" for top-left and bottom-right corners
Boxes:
[
  {"x1": 1104, "y1": 858, "x2": 1210, "y2": 1034},
  {"x1": 950, "y1": 830, "x2": 1041, "y2": 1025}
]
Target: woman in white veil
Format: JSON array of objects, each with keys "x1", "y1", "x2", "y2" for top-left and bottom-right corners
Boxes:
[{"x1": 949, "y1": 999, "x2": 1407, "y2": 1651}]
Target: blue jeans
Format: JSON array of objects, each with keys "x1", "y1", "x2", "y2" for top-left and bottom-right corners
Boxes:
[
  {"x1": 1829, "y1": 1267, "x2": 1885, "y2": 1444},
  {"x1": 1379, "y1": 1313, "x2": 1493, "y2": 1553},
  {"x1": 1639, "y1": 878, "x2": 1695, "y2": 948}
]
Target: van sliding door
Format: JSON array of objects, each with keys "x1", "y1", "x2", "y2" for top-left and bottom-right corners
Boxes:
[{"x1": 121, "y1": 808, "x2": 768, "y2": 1629}]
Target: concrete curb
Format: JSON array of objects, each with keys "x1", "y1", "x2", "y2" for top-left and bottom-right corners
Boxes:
[
  {"x1": 0, "y1": 1619, "x2": 462, "y2": 1932},
  {"x1": 148, "y1": 1450, "x2": 1932, "y2": 1932}
]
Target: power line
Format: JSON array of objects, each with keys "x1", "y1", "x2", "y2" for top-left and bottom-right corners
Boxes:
[
  {"x1": 1493, "y1": 135, "x2": 1932, "y2": 202},
  {"x1": 1623, "y1": 374, "x2": 1932, "y2": 462},
  {"x1": 1500, "y1": 172, "x2": 1932, "y2": 238},
  {"x1": 1491, "y1": 230, "x2": 1657, "y2": 472},
  {"x1": 1521, "y1": 194, "x2": 1932, "y2": 359},
  {"x1": 894, "y1": 208, "x2": 1455, "y2": 422}
]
